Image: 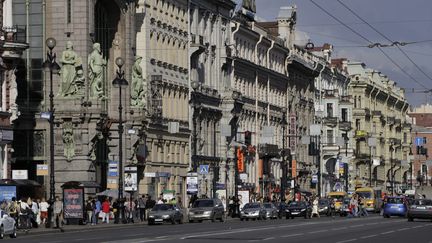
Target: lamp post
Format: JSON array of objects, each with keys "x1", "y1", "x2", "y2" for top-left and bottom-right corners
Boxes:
[
  {"x1": 390, "y1": 141, "x2": 395, "y2": 196},
  {"x1": 409, "y1": 147, "x2": 413, "y2": 190},
  {"x1": 232, "y1": 91, "x2": 241, "y2": 217},
  {"x1": 112, "y1": 57, "x2": 128, "y2": 206},
  {"x1": 280, "y1": 108, "x2": 287, "y2": 202},
  {"x1": 367, "y1": 137, "x2": 376, "y2": 187},
  {"x1": 42, "y1": 37, "x2": 60, "y2": 228}
]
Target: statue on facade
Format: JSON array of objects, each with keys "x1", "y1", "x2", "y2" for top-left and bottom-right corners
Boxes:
[
  {"x1": 131, "y1": 56, "x2": 146, "y2": 107},
  {"x1": 62, "y1": 122, "x2": 75, "y2": 161},
  {"x1": 59, "y1": 41, "x2": 80, "y2": 97},
  {"x1": 242, "y1": 0, "x2": 256, "y2": 13},
  {"x1": 88, "y1": 43, "x2": 106, "y2": 99}
]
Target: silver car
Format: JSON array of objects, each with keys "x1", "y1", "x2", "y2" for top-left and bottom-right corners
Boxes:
[
  {"x1": 0, "y1": 210, "x2": 16, "y2": 239},
  {"x1": 148, "y1": 204, "x2": 184, "y2": 225},
  {"x1": 240, "y1": 203, "x2": 266, "y2": 221},
  {"x1": 188, "y1": 198, "x2": 225, "y2": 223},
  {"x1": 407, "y1": 199, "x2": 432, "y2": 222},
  {"x1": 263, "y1": 203, "x2": 278, "y2": 219}
]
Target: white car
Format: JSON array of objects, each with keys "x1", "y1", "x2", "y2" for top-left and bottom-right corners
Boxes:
[{"x1": 0, "y1": 210, "x2": 16, "y2": 239}]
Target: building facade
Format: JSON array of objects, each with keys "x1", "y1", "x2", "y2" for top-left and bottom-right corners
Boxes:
[{"x1": 347, "y1": 62, "x2": 411, "y2": 194}]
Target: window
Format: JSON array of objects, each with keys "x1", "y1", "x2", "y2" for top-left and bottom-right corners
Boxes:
[
  {"x1": 327, "y1": 103, "x2": 333, "y2": 117},
  {"x1": 341, "y1": 108, "x2": 348, "y2": 122},
  {"x1": 423, "y1": 137, "x2": 427, "y2": 144},
  {"x1": 356, "y1": 119, "x2": 361, "y2": 130},
  {"x1": 327, "y1": 130, "x2": 334, "y2": 144},
  {"x1": 403, "y1": 133, "x2": 407, "y2": 144},
  {"x1": 67, "y1": 0, "x2": 72, "y2": 24}
]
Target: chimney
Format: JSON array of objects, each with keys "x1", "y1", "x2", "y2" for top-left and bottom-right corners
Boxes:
[{"x1": 277, "y1": 5, "x2": 297, "y2": 48}]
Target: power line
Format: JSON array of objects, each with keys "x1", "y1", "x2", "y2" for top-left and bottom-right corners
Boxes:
[
  {"x1": 336, "y1": 0, "x2": 432, "y2": 83},
  {"x1": 309, "y1": 0, "x2": 429, "y2": 90},
  {"x1": 297, "y1": 18, "x2": 432, "y2": 27}
]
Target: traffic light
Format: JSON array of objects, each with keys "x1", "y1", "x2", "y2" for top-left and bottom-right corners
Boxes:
[{"x1": 245, "y1": 130, "x2": 252, "y2": 146}]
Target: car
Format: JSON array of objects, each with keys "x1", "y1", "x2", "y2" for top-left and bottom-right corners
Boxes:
[
  {"x1": 0, "y1": 210, "x2": 17, "y2": 239},
  {"x1": 339, "y1": 198, "x2": 351, "y2": 217},
  {"x1": 285, "y1": 201, "x2": 312, "y2": 219},
  {"x1": 383, "y1": 196, "x2": 407, "y2": 218},
  {"x1": 240, "y1": 203, "x2": 266, "y2": 221},
  {"x1": 318, "y1": 198, "x2": 331, "y2": 216},
  {"x1": 263, "y1": 203, "x2": 278, "y2": 219},
  {"x1": 148, "y1": 204, "x2": 183, "y2": 225},
  {"x1": 188, "y1": 198, "x2": 225, "y2": 223},
  {"x1": 407, "y1": 199, "x2": 432, "y2": 222}
]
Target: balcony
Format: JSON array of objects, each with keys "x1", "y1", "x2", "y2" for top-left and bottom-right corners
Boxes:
[
  {"x1": 352, "y1": 108, "x2": 371, "y2": 117},
  {"x1": 389, "y1": 138, "x2": 402, "y2": 146},
  {"x1": 323, "y1": 116, "x2": 338, "y2": 127},
  {"x1": 324, "y1": 89, "x2": 337, "y2": 98},
  {"x1": 340, "y1": 95, "x2": 352, "y2": 104},
  {"x1": 1, "y1": 26, "x2": 28, "y2": 59},
  {"x1": 387, "y1": 116, "x2": 395, "y2": 126},
  {"x1": 339, "y1": 120, "x2": 352, "y2": 131}
]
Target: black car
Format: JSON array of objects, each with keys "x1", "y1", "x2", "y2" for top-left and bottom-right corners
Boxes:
[
  {"x1": 339, "y1": 198, "x2": 351, "y2": 217},
  {"x1": 286, "y1": 201, "x2": 312, "y2": 219},
  {"x1": 318, "y1": 199, "x2": 331, "y2": 216},
  {"x1": 276, "y1": 202, "x2": 287, "y2": 219}
]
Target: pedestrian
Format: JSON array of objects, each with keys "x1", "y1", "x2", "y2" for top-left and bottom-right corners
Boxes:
[
  {"x1": 32, "y1": 198, "x2": 40, "y2": 226},
  {"x1": 124, "y1": 198, "x2": 135, "y2": 223},
  {"x1": 112, "y1": 199, "x2": 120, "y2": 224},
  {"x1": 359, "y1": 197, "x2": 368, "y2": 217},
  {"x1": 311, "y1": 197, "x2": 320, "y2": 218},
  {"x1": 157, "y1": 196, "x2": 164, "y2": 204},
  {"x1": 94, "y1": 198, "x2": 101, "y2": 224},
  {"x1": 53, "y1": 196, "x2": 63, "y2": 228},
  {"x1": 39, "y1": 198, "x2": 49, "y2": 225},
  {"x1": 137, "y1": 195, "x2": 146, "y2": 222},
  {"x1": 145, "y1": 196, "x2": 155, "y2": 220},
  {"x1": 101, "y1": 198, "x2": 111, "y2": 224},
  {"x1": 349, "y1": 194, "x2": 358, "y2": 217},
  {"x1": 329, "y1": 198, "x2": 336, "y2": 218},
  {"x1": 86, "y1": 198, "x2": 95, "y2": 225}
]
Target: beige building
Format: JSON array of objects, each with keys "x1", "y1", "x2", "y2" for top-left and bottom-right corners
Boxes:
[{"x1": 348, "y1": 62, "x2": 411, "y2": 193}]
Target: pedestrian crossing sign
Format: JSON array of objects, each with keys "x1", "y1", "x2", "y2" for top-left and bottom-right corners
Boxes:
[{"x1": 199, "y1": 165, "x2": 209, "y2": 175}]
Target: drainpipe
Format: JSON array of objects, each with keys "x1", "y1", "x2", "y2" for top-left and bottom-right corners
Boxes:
[
  {"x1": 254, "y1": 34, "x2": 263, "y2": 195},
  {"x1": 266, "y1": 40, "x2": 274, "y2": 126}
]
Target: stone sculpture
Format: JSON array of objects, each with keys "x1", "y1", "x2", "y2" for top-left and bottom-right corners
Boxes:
[
  {"x1": 62, "y1": 122, "x2": 75, "y2": 161},
  {"x1": 88, "y1": 43, "x2": 106, "y2": 99},
  {"x1": 59, "y1": 41, "x2": 80, "y2": 97},
  {"x1": 131, "y1": 56, "x2": 146, "y2": 107}
]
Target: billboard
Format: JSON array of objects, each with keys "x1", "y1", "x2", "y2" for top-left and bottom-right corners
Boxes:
[
  {"x1": 63, "y1": 188, "x2": 84, "y2": 219},
  {"x1": 0, "y1": 186, "x2": 16, "y2": 202},
  {"x1": 124, "y1": 166, "x2": 138, "y2": 192},
  {"x1": 186, "y1": 175, "x2": 198, "y2": 195}
]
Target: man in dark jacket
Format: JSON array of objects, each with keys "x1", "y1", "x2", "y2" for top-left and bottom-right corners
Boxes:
[
  {"x1": 145, "y1": 196, "x2": 156, "y2": 221},
  {"x1": 137, "y1": 195, "x2": 147, "y2": 222}
]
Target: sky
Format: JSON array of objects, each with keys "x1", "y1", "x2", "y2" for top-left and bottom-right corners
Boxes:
[{"x1": 236, "y1": 0, "x2": 432, "y2": 107}]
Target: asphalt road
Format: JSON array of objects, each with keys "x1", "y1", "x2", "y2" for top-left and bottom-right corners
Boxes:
[{"x1": 4, "y1": 214, "x2": 432, "y2": 243}]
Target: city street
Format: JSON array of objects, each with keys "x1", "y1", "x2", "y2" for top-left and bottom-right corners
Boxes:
[{"x1": 5, "y1": 215, "x2": 432, "y2": 243}]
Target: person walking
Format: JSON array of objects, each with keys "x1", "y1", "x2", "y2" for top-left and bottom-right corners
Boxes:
[
  {"x1": 32, "y1": 199, "x2": 40, "y2": 226},
  {"x1": 137, "y1": 195, "x2": 146, "y2": 222},
  {"x1": 94, "y1": 198, "x2": 101, "y2": 224},
  {"x1": 125, "y1": 198, "x2": 135, "y2": 223},
  {"x1": 39, "y1": 198, "x2": 49, "y2": 226},
  {"x1": 311, "y1": 197, "x2": 320, "y2": 218},
  {"x1": 53, "y1": 196, "x2": 63, "y2": 228},
  {"x1": 101, "y1": 198, "x2": 111, "y2": 224},
  {"x1": 145, "y1": 196, "x2": 155, "y2": 221},
  {"x1": 359, "y1": 197, "x2": 368, "y2": 217}
]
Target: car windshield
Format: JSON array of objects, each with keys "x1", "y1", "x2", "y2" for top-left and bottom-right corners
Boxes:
[
  {"x1": 289, "y1": 202, "x2": 305, "y2": 207},
  {"x1": 244, "y1": 203, "x2": 260, "y2": 209},
  {"x1": 193, "y1": 200, "x2": 214, "y2": 208},
  {"x1": 413, "y1": 200, "x2": 432, "y2": 206},
  {"x1": 329, "y1": 195, "x2": 345, "y2": 201},
  {"x1": 387, "y1": 198, "x2": 404, "y2": 204},
  {"x1": 152, "y1": 204, "x2": 173, "y2": 211},
  {"x1": 356, "y1": 192, "x2": 372, "y2": 199},
  {"x1": 343, "y1": 198, "x2": 351, "y2": 204},
  {"x1": 263, "y1": 204, "x2": 273, "y2": 208},
  {"x1": 319, "y1": 200, "x2": 328, "y2": 206}
]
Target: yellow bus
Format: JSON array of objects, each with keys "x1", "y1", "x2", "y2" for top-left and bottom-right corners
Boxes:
[
  {"x1": 327, "y1": 191, "x2": 347, "y2": 211},
  {"x1": 355, "y1": 187, "x2": 382, "y2": 212}
]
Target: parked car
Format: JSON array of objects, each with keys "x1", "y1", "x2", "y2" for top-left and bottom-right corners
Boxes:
[
  {"x1": 318, "y1": 198, "x2": 332, "y2": 216},
  {"x1": 240, "y1": 203, "x2": 266, "y2": 221},
  {"x1": 263, "y1": 203, "x2": 278, "y2": 219},
  {"x1": 188, "y1": 198, "x2": 225, "y2": 223},
  {"x1": 0, "y1": 210, "x2": 17, "y2": 238},
  {"x1": 407, "y1": 199, "x2": 432, "y2": 222},
  {"x1": 383, "y1": 196, "x2": 407, "y2": 218},
  {"x1": 339, "y1": 198, "x2": 351, "y2": 217},
  {"x1": 275, "y1": 202, "x2": 287, "y2": 219},
  {"x1": 286, "y1": 201, "x2": 312, "y2": 219},
  {"x1": 148, "y1": 204, "x2": 184, "y2": 225}
]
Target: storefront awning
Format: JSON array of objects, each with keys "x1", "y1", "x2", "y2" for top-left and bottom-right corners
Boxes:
[
  {"x1": 0, "y1": 179, "x2": 41, "y2": 187},
  {"x1": 61, "y1": 181, "x2": 101, "y2": 188}
]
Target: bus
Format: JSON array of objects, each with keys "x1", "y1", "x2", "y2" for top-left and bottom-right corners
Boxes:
[
  {"x1": 355, "y1": 187, "x2": 382, "y2": 212},
  {"x1": 327, "y1": 191, "x2": 347, "y2": 212}
]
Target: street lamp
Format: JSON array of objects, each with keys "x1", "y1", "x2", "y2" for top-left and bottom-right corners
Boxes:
[
  {"x1": 112, "y1": 57, "x2": 128, "y2": 203},
  {"x1": 280, "y1": 107, "x2": 288, "y2": 202},
  {"x1": 42, "y1": 37, "x2": 60, "y2": 228},
  {"x1": 367, "y1": 137, "x2": 376, "y2": 187},
  {"x1": 231, "y1": 91, "x2": 242, "y2": 217},
  {"x1": 190, "y1": 80, "x2": 200, "y2": 173}
]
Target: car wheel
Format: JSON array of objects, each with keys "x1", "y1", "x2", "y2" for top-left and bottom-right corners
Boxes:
[
  {"x1": 211, "y1": 214, "x2": 216, "y2": 223},
  {"x1": 188, "y1": 219, "x2": 194, "y2": 223},
  {"x1": 240, "y1": 217, "x2": 244, "y2": 221},
  {"x1": 10, "y1": 226, "x2": 16, "y2": 238},
  {"x1": 408, "y1": 217, "x2": 414, "y2": 222},
  {"x1": 171, "y1": 218, "x2": 176, "y2": 225},
  {"x1": 198, "y1": 220, "x2": 203, "y2": 223},
  {"x1": 220, "y1": 214, "x2": 225, "y2": 222},
  {"x1": 179, "y1": 217, "x2": 184, "y2": 224},
  {"x1": 384, "y1": 214, "x2": 390, "y2": 218},
  {"x1": 0, "y1": 225, "x2": 4, "y2": 239}
]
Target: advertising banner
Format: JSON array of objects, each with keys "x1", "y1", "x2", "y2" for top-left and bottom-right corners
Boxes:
[
  {"x1": 186, "y1": 175, "x2": 198, "y2": 195},
  {"x1": 63, "y1": 188, "x2": 84, "y2": 219},
  {"x1": 124, "y1": 166, "x2": 138, "y2": 192},
  {"x1": 108, "y1": 161, "x2": 118, "y2": 177},
  {"x1": 291, "y1": 159, "x2": 297, "y2": 178},
  {"x1": 238, "y1": 190, "x2": 250, "y2": 210},
  {"x1": 36, "y1": 164, "x2": 49, "y2": 176},
  {"x1": 0, "y1": 186, "x2": 16, "y2": 202}
]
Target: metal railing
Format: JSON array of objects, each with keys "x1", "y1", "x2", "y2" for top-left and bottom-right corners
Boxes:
[{"x1": 1, "y1": 25, "x2": 27, "y2": 43}]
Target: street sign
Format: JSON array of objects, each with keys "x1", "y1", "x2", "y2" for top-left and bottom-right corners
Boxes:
[
  {"x1": 36, "y1": 164, "x2": 48, "y2": 176},
  {"x1": 239, "y1": 173, "x2": 248, "y2": 180},
  {"x1": 199, "y1": 165, "x2": 209, "y2": 175},
  {"x1": 12, "y1": 170, "x2": 27, "y2": 180},
  {"x1": 108, "y1": 160, "x2": 118, "y2": 177},
  {"x1": 334, "y1": 182, "x2": 342, "y2": 191},
  {"x1": 312, "y1": 174, "x2": 318, "y2": 183}
]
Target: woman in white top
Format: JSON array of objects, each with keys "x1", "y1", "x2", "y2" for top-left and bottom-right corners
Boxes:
[
  {"x1": 312, "y1": 197, "x2": 320, "y2": 218},
  {"x1": 39, "y1": 198, "x2": 50, "y2": 225}
]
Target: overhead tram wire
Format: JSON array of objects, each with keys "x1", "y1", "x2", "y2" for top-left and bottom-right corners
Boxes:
[
  {"x1": 309, "y1": 0, "x2": 429, "y2": 90},
  {"x1": 336, "y1": 0, "x2": 432, "y2": 83}
]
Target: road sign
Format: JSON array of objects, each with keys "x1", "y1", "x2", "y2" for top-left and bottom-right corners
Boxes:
[
  {"x1": 312, "y1": 175, "x2": 318, "y2": 183},
  {"x1": 199, "y1": 165, "x2": 209, "y2": 175},
  {"x1": 416, "y1": 137, "x2": 423, "y2": 146}
]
